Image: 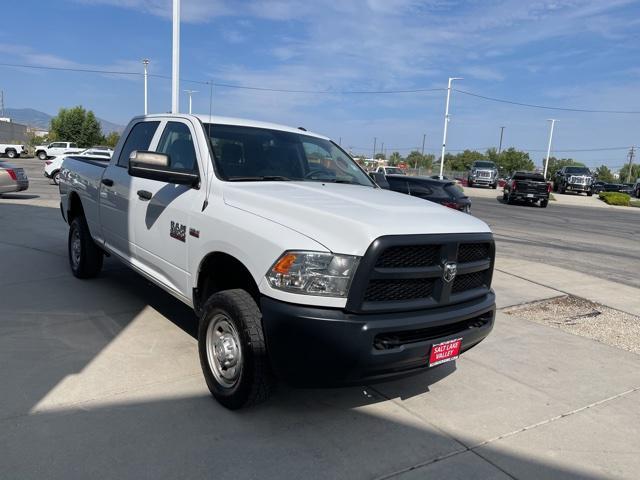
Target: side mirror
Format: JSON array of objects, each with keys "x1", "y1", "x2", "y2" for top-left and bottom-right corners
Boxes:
[{"x1": 128, "y1": 150, "x2": 199, "y2": 186}]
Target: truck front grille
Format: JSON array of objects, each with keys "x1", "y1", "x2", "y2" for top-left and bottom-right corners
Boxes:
[
  {"x1": 364, "y1": 278, "x2": 435, "y2": 302},
  {"x1": 346, "y1": 233, "x2": 495, "y2": 313},
  {"x1": 375, "y1": 245, "x2": 439, "y2": 268}
]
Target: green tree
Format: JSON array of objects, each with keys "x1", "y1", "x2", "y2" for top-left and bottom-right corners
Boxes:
[
  {"x1": 544, "y1": 157, "x2": 584, "y2": 180},
  {"x1": 445, "y1": 149, "x2": 485, "y2": 171},
  {"x1": 103, "y1": 131, "x2": 121, "y2": 148},
  {"x1": 406, "y1": 150, "x2": 433, "y2": 169},
  {"x1": 388, "y1": 151, "x2": 403, "y2": 166},
  {"x1": 374, "y1": 152, "x2": 386, "y2": 160},
  {"x1": 619, "y1": 163, "x2": 640, "y2": 183},
  {"x1": 594, "y1": 165, "x2": 615, "y2": 183},
  {"x1": 497, "y1": 148, "x2": 535, "y2": 175},
  {"x1": 50, "y1": 106, "x2": 104, "y2": 148}
]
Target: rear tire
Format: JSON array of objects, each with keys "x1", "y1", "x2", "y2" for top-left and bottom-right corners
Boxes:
[
  {"x1": 68, "y1": 216, "x2": 103, "y2": 278},
  {"x1": 506, "y1": 194, "x2": 514, "y2": 204},
  {"x1": 38, "y1": 151, "x2": 47, "y2": 160},
  {"x1": 52, "y1": 171, "x2": 60, "y2": 185},
  {"x1": 198, "y1": 289, "x2": 274, "y2": 410}
]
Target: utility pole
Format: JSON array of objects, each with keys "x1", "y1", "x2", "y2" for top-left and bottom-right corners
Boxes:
[
  {"x1": 439, "y1": 77, "x2": 463, "y2": 179},
  {"x1": 498, "y1": 126, "x2": 505, "y2": 155},
  {"x1": 372, "y1": 137, "x2": 377, "y2": 163},
  {"x1": 142, "y1": 59, "x2": 149, "y2": 115},
  {"x1": 338, "y1": 137, "x2": 342, "y2": 146},
  {"x1": 184, "y1": 89, "x2": 198, "y2": 114},
  {"x1": 418, "y1": 133, "x2": 426, "y2": 169},
  {"x1": 0, "y1": 90, "x2": 4, "y2": 117},
  {"x1": 543, "y1": 119, "x2": 557, "y2": 179},
  {"x1": 171, "y1": 0, "x2": 180, "y2": 113},
  {"x1": 381, "y1": 142, "x2": 384, "y2": 159},
  {"x1": 627, "y1": 146, "x2": 636, "y2": 183}
]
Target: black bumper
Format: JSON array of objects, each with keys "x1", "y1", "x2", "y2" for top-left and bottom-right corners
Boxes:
[
  {"x1": 510, "y1": 192, "x2": 548, "y2": 201},
  {"x1": 260, "y1": 292, "x2": 495, "y2": 387}
]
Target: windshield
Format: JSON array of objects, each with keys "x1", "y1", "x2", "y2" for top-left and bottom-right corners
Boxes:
[
  {"x1": 386, "y1": 167, "x2": 405, "y2": 175},
  {"x1": 203, "y1": 124, "x2": 374, "y2": 187},
  {"x1": 566, "y1": 167, "x2": 590, "y2": 174},
  {"x1": 473, "y1": 162, "x2": 496, "y2": 169}
]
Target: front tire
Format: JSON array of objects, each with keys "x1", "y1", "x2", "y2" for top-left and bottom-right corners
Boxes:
[
  {"x1": 198, "y1": 289, "x2": 274, "y2": 410},
  {"x1": 540, "y1": 199, "x2": 548, "y2": 208},
  {"x1": 52, "y1": 170, "x2": 60, "y2": 185},
  {"x1": 38, "y1": 151, "x2": 47, "y2": 160},
  {"x1": 6, "y1": 149, "x2": 16, "y2": 159},
  {"x1": 587, "y1": 191, "x2": 593, "y2": 197},
  {"x1": 468, "y1": 179, "x2": 474, "y2": 187},
  {"x1": 68, "y1": 216, "x2": 103, "y2": 278},
  {"x1": 492, "y1": 182, "x2": 497, "y2": 189}
]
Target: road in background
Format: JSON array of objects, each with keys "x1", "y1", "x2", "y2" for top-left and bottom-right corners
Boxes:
[
  {"x1": 4, "y1": 157, "x2": 639, "y2": 289},
  {"x1": 471, "y1": 196, "x2": 640, "y2": 288}
]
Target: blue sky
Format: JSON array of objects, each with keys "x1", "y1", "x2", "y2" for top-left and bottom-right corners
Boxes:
[{"x1": 2, "y1": 0, "x2": 640, "y2": 169}]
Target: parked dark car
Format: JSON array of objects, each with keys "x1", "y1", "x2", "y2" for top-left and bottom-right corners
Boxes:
[
  {"x1": 371, "y1": 173, "x2": 471, "y2": 213},
  {"x1": 553, "y1": 166, "x2": 594, "y2": 195},
  {"x1": 502, "y1": 171, "x2": 550, "y2": 208},
  {"x1": 593, "y1": 182, "x2": 635, "y2": 195}
]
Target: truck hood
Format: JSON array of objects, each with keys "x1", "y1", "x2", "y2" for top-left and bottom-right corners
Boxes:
[{"x1": 222, "y1": 182, "x2": 491, "y2": 256}]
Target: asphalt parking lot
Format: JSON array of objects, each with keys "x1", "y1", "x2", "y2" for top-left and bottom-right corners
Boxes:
[{"x1": 1, "y1": 158, "x2": 640, "y2": 479}]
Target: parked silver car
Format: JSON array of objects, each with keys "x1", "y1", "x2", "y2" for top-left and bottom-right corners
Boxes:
[{"x1": 0, "y1": 161, "x2": 29, "y2": 195}]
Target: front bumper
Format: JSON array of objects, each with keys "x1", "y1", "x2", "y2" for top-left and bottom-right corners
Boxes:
[
  {"x1": 566, "y1": 183, "x2": 591, "y2": 192},
  {"x1": 260, "y1": 291, "x2": 495, "y2": 387}
]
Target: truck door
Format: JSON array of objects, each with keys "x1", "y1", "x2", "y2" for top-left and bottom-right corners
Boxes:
[
  {"x1": 99, "y1": 120, "x2": 160, "y2": 260},
  {"x1": 130, "y1": 119, "x2": 205, "y2": 298}
]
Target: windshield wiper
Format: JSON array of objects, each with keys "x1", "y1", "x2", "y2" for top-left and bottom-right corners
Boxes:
[
  {"x1": 228, "y1": 176, "x2": 292, "y2": 182},
  {"x1": 309, "y1": 177, "x2": 355, "y2": 184}
]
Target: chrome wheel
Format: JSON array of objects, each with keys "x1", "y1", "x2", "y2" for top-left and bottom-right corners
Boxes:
[
  {"x1": 53, "y1": 172, "x2": 60, "y2": 185},
  {"x1": 206, "y1": 314, "x2": 243, "y2": 388},
  {"x1": 70, "y1": 226, "x2": 81, "y2": 269}
]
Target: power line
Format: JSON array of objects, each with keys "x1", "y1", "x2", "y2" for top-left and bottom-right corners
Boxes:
[{"x1": 453, "y1": 88, "x2": 640, "y2": 114}]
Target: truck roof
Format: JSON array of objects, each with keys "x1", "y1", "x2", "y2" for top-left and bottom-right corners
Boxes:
[{"x1": 138, "y1": 113, "x2": 329, "y2": 141}]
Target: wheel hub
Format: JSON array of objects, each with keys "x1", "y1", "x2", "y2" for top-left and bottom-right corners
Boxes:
[
  {"x1": 214, "y1": 333, "x2": 239, "y2": 368},
  {"x1": 206, "y1": 315, "x2": 243, "y2": 388}
]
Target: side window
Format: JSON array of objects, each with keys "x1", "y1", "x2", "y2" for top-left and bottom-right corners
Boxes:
[
  {"x1": 51, "y1": 143, "x2": 63, "y2": 148},
  {"x1": 117, "y1": 121, "x2": 160, "y2": 167},
  {"x1": 70, "y1": 143, "x2": 78, "y2": 148},
  {"x1": 407, "y1": 182, "x2": 433, "y2": 196},
  {"x1": 156, "y1": 121, "x2": 198, "y2": 172}
]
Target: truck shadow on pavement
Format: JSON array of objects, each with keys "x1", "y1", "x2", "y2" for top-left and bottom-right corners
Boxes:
[{"x1": 0, "y1": 203, "x2": 609, "y2": 480}]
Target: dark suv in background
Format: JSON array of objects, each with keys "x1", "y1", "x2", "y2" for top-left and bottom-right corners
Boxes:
[
  {"x1": 553, "y1": 166, "x2": 594, "y2": 195},
  {"x1": 467, "y1": 161, "x2": 498, "y2": 189},
  {"x1": 381, "y1": 174, "x2": 472, "y2": 213}
]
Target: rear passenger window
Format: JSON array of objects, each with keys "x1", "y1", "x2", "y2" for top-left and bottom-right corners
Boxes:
[
  {"x1": 156, "y1": 122, "x2": 198, "y2": 173},
  {"x1": 117, "y1": 121, "x2": 160, "y2": 167}
]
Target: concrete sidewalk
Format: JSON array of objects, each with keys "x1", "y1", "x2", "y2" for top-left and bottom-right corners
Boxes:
[
  {"x1": 2, "y1": 197, "x2": 640, "y2": 479},
  {"x1": 495, "y1": 257, "x2": 640, "y2": 317}
]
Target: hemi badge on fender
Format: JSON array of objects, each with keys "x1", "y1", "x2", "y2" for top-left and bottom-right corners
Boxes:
[{"x1": 189, "y1": 228, "x2": 200, "y2": 238}]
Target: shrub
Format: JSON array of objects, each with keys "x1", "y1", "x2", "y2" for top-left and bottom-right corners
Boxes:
[
  {"x1": 598, "y1": 192, "x2": 630, "y2": 206},
  {"x1": 630, "y1": 200, "x2": 640, "y2": 208}
]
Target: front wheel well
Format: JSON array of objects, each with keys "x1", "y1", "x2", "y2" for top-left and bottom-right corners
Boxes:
[
  {"x1": 67, "y1": 191, "x2": 85, "y2": 225},
  {"x1": 194, "y1": 252, "x2": 260, "y2": 316}
]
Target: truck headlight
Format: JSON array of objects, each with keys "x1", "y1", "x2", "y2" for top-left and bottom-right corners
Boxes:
[{"x1": 266, "y1": 251, "x2": 359, "y2": 297}]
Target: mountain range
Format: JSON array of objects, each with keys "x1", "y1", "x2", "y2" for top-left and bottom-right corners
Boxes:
[{"x1": 3, "y1": 108, "x2": 124, "y2": 134}]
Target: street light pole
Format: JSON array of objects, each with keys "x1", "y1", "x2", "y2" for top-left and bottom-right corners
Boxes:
[
  {"x1": 372, "y1": 137, "x2": 377, "y2": 163},
  {"x1": 543, "y1": 119, "x2": 557, "y2": 179},
  {"x1": 171, "y1": 0, "x2": 180, "y2": 114},
  {"x1": 184, "y1": 90, "x2": 198, "y2": 114},
  {"x1": 498, "y1": 126, "x2": 505, "y2": 155},
  {"x1": 142, "y1": 59, "x2": 149, "y2": 115},
  {"x1": 439, "y1": 77, "x2": 462, "y2": 178}
]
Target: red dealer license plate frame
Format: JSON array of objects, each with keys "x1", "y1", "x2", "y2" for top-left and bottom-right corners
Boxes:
[{"x1": 429, "y1": 338, "x2": 462, "y2": 367}]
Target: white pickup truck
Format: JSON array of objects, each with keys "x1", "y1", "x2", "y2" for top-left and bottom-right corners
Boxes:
[
  {"x1": 0, "y1": 143, "x2": 28, "y2": 159},
  {"x1": 59, "y1": 114, "x2": 496, "y2": 409},
  {"x1": 35, "y1": 141, "x2": 81, "y2": 160}
]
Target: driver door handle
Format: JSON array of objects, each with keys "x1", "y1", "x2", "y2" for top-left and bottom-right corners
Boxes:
[
  {"x1": 101, "y1": 178, "x2": 114, "y2": 187},
  {"x1": 137, "y1": 190, "x2": 152, "y2": 201}
]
